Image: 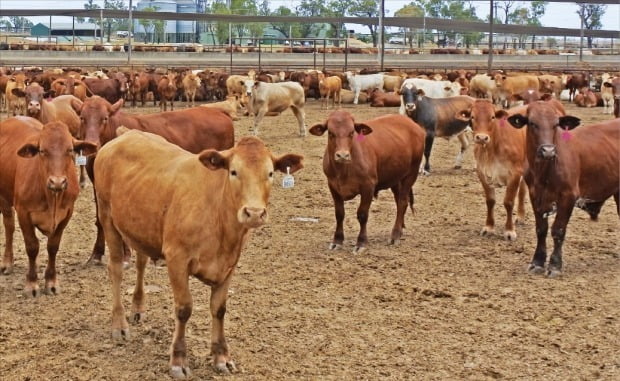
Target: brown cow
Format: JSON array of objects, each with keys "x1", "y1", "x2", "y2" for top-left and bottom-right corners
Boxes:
[
  {"x1": 94, "y1": 130, "x2": 302, "y2": 376},
  {"x1": 71, "y1": 96, "x2": 235, "y2": 264},
  {"x1": 157, "y1": 73, "x2": 178, "y2": 111},
  {"x1": 50, "y1": 77, "x2": 92, "y2": 100},
  {"x1": 507, "y1": 102, "x2": 619, "y2": 277},
  {"x1": 369, "y1": 88, "x2": 401, "y2": 107},
  {"x1": 562, "y1": 72, "x2": 590, "y2": 102},
  {"x1": 309, "y1": 110, "x2": 425, "y2": 253},
  {"x1": 82, "y1": 77, "x2": 125, "y2": 104},
  {"x1": 5, "y1": 73, "x2": 28, "y2": 116},
  {"x1": 0, "y1": 118, "x2": 96, "y2": 295},
  {"x1": 494, "y1": 74, "x2": 540, "y2": 108},
  {"x1": 317, "y1": 73, "x2": 342, "y2": 109},
  {"x1": 573, "y1": 88, "x2": 599, "y2": 108}
]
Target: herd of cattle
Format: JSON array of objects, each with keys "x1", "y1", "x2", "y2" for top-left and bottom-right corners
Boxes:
[{"x1": 0, "y1": 64, "x2": 619, "y2": 378}]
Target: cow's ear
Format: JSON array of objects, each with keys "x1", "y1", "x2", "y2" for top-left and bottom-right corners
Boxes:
[
  {"x1": 309, "y1": 123, "x2": 327, "y2": 136},
  {"x1": 70, "y1": 98, "x2": 83, "y2": 114},
  {"x1": 43, "y1": 91, "x2": 53, "y2": 98},
  {"x1": 17, "y1": 143, "x2": 39, "y2": 158},
  {"x1": 354, "y1": 123, "x2": 373, "y2": 135},
  {"x1": 417, "y1": 89, "x2": 425, "y2": 96},
  {"x1": 11, "y1": 88, "x2": 26, "y2": 98},
  {"x1": 455, "y1": 109, "x2": 471, "y2": 122},
  {"x1": 238, "y1": 80, "x2": 244, "y2": 87},
  {"x1": 507, "y1": 114, "x2": 528, "y2": 129},
  {"x1": 559, "y1": 116, "x2": 581, "y2": 130},
  {"x1": 72, "y1": 140, "x2": 98, "y2": 156},
  {"x1": 274, "y1": 153, "x2": 304, "y2": 174},
  {"x1": 109, "y1": 99, "x2": 123, "y2": 115},
  {"x1": 198, "y1": 150, "x2": 229, "y2": 171},
  {"x1": 603, "y1": 82, "x2": 612, "y2": 88}
]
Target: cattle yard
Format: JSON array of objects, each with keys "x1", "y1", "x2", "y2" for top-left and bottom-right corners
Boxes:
[{"x1": 0, "y1": 91, "x2": 618, "y2": 379}]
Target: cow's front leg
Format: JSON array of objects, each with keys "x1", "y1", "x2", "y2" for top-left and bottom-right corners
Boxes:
[
  {"x1": 252, "y1": 107, "x2": 267, "y2": 136},
  {"x1": 167, "y1": 261, "x2": 193, "y2": 379},
  {"x1": 529, "y1": 208, "x2": 549, "y2": 275},
  {"x1": 43, "y1": 217, "x2": 70, "y2": 295},
  {"x1": 502, "y1": 175, "x2": 522, "y2": 241},
  {"x1": 210, "y1": 277, "x2": 237, "y2": 374},
  {"x1": 421, "y1": 134, "x2": 435, "y2": 174},
  {"x1": 17, "y1": 214, "x2": 40, "y2": 297},
  {"x1": 354, "y1": 191, "x2": 373, "y2": 253},
  {"x1": 548, "y1": 196, "x2": 575, "y2": 278},
  {"x1": 476, "y1": 169, "x2": 496, "y2": 236},
  {"x1": 389, "y1": 184, "x2": 408, "y2": 244},
  {"x1": 328, "y1": 186, "x2": 345, "y2": 250},
  {"x1": 290, "y1": 106, "x2": 306, "y2": 136}
]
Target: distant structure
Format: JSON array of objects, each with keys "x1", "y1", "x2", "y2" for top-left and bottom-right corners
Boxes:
[
  {"x1": 30, "y1": 22, "x2": 102, "y2": 41},
  {"x1": 135, "y1": 0, "x2": 197, "y2": 43}
]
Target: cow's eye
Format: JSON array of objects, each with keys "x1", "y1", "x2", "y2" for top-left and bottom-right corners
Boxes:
[
  {"x1": 349, "y1": 132, "x2": 354, "y2": 137},
  {"x1": 268, "y1": 171, "x2": 273, "y2": 178},
  {"x1": 103, "y1": 117, "x2": 108, "y2": 123},
  {"x1": 230, "y1": 170, "x2": 237, "y2": 177}
]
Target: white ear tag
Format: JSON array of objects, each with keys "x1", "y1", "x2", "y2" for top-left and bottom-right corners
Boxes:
[
  {"x1": 75, "y1": 150, "x2": 87, "y2": 166},
  {"x1": 282, "y1": 166, "x2": 295, "y2": 189}
]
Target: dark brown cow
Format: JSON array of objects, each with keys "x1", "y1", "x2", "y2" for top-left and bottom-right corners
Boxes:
[
  {"x1": 71, "y1": 96, "x2": 235, "y2": 264},
  {"x1": 507, "y1": 102, "x2": 619, "y2": 277},
  {"x1": 309, "y1": 110, "x2": 425, "y2": 253},
  {"x1": 94, "y1": 131, "x2": 302, "y2": 376},
  {"x1": 0, "y1": 117, "x2": 96, "y2": 295},
  {"x1": 82, "y1": 77, "x2": 125, "y2": 104},
  {"x1": 369, "y1": 88, "x2": 401, "y2": 107},
  {"x1": 157, "y1": 73, "x2": 177, "y2": 111},
  {"x1": 563, "y1": 73, "x2": 590, "y2": 102}
]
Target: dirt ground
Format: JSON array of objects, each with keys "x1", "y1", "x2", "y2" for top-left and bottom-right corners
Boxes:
[{"x1": 1, "y1": 99, "x2": 618, "y2": 381}]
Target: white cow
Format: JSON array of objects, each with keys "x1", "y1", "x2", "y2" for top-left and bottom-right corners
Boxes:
[
  {"x1": 345, "y1": 72, "x2": 384, "y2": 104},
  {"x1": 398, "y1": 78, "x2": 462, "y2": 115},
  {"x1": 243, "y1": 80, "x2": 306, "y2": 136}
]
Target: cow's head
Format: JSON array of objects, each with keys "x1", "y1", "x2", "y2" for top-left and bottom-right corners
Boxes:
[
  {"x1": 399, "y1": 82, "x2": 423, "y2": 114},
  {"x1": 12, "y1": 82, "x2": 52, "y2": 118},
  {"x1": 507, "y1": 102, "x2": 580, "y2": 160},
  {"x1": 604, "y1": 78, "x2": 620, "y2": 100},
  {"x1": 242, "y1": 79, "x2": 257, "y2": 97},
  {"x1": 309, "y1": 110, "x2": 372, "y2": 163},
  {"x1": 456, "y1": 100, "x2": 505, "y2": 146},
  {"x1": 17, "y1": 121, "x2": 96, "y2": 193},
  {"x1": 72, "y1": 95, "x2": 123, "y2": 147},
  {"x1": 198, "y1": 136, "x2": 303, "y2": 228},
  {"x1": 113, "y1": 72, "x2": 129, "y2": 93}
]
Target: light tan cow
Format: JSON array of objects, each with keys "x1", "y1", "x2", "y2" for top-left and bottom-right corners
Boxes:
[
  {"x1": 243, "y1": 80, "x2": 306, "y2": 136},
  {"x1": 494, "y1": 74, "x2": 540, "y2": 108},
  {"x1": 94, "y1": 130, "x2": 303, "y2": 377},
  {"x1": 318, "y1": 73, "x2": 342, "y2": 109},
  {"x1": 6, "y1": 73, "x2": 28, "y2": 116},
  {"x1": 200, "y1": 96, "x2": 244, "y2": 120},
  {"x1": 182, "y1": 72, "x2": 201, "y2": 107}
]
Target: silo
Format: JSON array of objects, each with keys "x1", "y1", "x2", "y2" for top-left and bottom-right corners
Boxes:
[
  {"x1": 135, "y1": 0, "x2": 177, "y2": 41},
  {"x1": 176, "y1": 0, "x2": 197, "y2": 43}
]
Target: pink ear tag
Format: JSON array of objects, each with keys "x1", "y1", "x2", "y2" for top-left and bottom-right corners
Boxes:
[
  {"x1": 499, "y1": 118, "x2": 507, "y2": 127},
  {"x1": 560, "y1": 127, "x2": 572, "y2": 141},
  {"x1": 356, "y1": 133, "x2": 365, "y2": 142}
]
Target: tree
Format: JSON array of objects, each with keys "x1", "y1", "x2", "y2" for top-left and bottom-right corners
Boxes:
[
  {"x1": 577, "y1": 4, "x2": 606, "y2": 48},
  {"x1": 296, "y1": 0, "x2": 327, "y2": 38},
  {"x1": 0, "y1": 19, "x2": 12, "y2": 32},
  {"x1": 138, "y1": 6, "x2": 159, "y2": 43},
  {"x1": 349, "y1": 0, "x2": 379, "y2": 46},
  {"x1": 412, "y1": 1, "x2": 482, "y2": 48},
  {"x1": 394, "y1": 4, "x2": 425, "y2": 48},
  {"x1": 270, "y1": 6, "x2": 298, "y2": 39},
  {"x1": 77, "y1": 0, "x2": 128, "y2": 41},
  {"x1": 326, "y1": 0, "x2": 354, "y2": 46},
  {"x1": 496, "y1": 1, "x2": 518, "y2": 24},
  {"x1": 9, "y1": 16, "x2": 33, "y2": 33}
]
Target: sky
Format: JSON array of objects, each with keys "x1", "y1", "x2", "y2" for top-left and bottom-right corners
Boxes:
[{"x1": 2, "y1": 0, "x2": 619, "y2": 33}]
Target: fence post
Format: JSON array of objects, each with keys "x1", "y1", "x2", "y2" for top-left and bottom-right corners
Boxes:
[
  {"x1": 344, "y1": 38, "x2": 348, "y2": 72},
  {"x1": 323, "y1": 39, "x2": 326, "y2": 70},
  {"x1": 258, "y1": 39, "x2": 262, "y2": 72}
]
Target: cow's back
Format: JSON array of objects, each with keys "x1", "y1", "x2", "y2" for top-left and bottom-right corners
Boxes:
[{"x1": 50, "y1": 95, "x2": 81, "y2": 137}]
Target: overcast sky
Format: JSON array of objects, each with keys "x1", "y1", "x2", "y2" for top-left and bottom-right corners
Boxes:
[{"x1": 2, "y1": 0, "x2": 619, "y2": 33}]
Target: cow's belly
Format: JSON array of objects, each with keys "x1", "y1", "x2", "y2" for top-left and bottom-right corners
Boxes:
[
  {"x1": 330, "y1": 179, "x2": 363, "y2": 201},
  {"x1": 477, "y1": 158, "x2": 514, "y2": 186}
]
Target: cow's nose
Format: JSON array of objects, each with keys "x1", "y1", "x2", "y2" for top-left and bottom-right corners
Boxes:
[
  {"x1": 47, "y1": 176, "x2": 68, "y2": 192},
  {"x1": 334, "y1": 151, "x2": 351, "y2": 162},
  {"x1": 246, "y1": 92, "x2": 252, "y2": 97},
  {"x1": 538, "y1": 144, "x2": 556, "y2": 159},
  {"x1": 474, "y1": 134, "x2": 490, "y2": 144},
  {"x1": 241, "y1": 207, "x2": 267, "y2": 227},
  {"x1": 406, "y1": 103, "x2": 416, "y2": 110},
  {"x1": 29, "y1": 101, "x2": 41, "y2": 109}
]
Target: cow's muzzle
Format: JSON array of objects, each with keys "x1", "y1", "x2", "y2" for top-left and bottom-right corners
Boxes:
[
  {"x1": 474, "y1": 133, "x2": 490, "y2": 145},
  {"x1": 47, "y1": 176, "x2": 68, "y2": 192},
  {"x1": 239, "y1": 206, "x2": 268, "y2": 228},
  {"x1": 334, "y1": 150, "x2": 351, "y2": 162},
  {"x1": 405, "y1": 103, "x2": 416, "y2": 111},
  {"x1": 28, "y1": 101, "x2": 41, "y2": 114},
  {"x1": 537, "y1": 144, "x2": 556, "y2": 159}
]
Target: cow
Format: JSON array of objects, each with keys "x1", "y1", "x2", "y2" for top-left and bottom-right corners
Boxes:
[
  {"x1": 0, "y1": 117, "x2": 96, "y2": 295},
  {"x1": 128, "y1": 71, "x2": 159, "y2": 108},
  {"x1": 317, "y1": 74, "x2": 342, "y2": 109},
  {"x1": 382, "y1": 73, "x2": 406, "y2": 92},
  {"x1": 456, "y1": 100, "x2": 530, "y2": 240},
  {"x1": 494, "y1": 74, "x2": 540, "y2": 108},
  {"x1": 50, "y1": 77, "x2": 92, "y2": 101},
  {"x1": 345, "y1": 72, "x2": 384, "y2": 104},
  {"x1": 602, "y1": 77, "x2": 620, "y2": 118},
  {"x1": 573, "y1": 88, "x2": 599, "y2": 108},
  {"x1": 538, "y1": 74, "x2": 562, "y2": 97},
  {"x1": 243, "y1": 80, "x2": 306, "y2": 136},
  {"x1": 469, "y1": 73, "x2": 497, "y2": 101},
  {"x1": 601, "y1": 77, "x2": 615, "y2": 114},
  {"x1": 0, "y1": 73, "x2": 8, "y2": 112},
  {"x1": 562, "y1": 73, "x2": 590, "y2": 102},
  {"x1": 200, "y1": 96, "x2": 244, "y2": 121},
  {"x1": 82, "y1": 77, "x2": 125, "y2": 104},
  {"x1": 5, "y1": 73, "x2": 28, "y2": 116},
  {"x1": 369, "y1": 88, "x2": 401, "y2": 107},
  {"x1": 94, "y1": 130, "x2": 303, "y2": 377},
  {"x1": 309, "y1": 110, "x2": 425, "y2": 253},
  {"x1": 157, "y1": 73, "x2": 178, "y2": 111},
  {"x1": 399, "y1": 78, "x2": 462, "y2": 110},
  {"x1": 399, "y1": 82, "x2": 475, "y2": 173},
  {"x1": 506, "y1": 102, "x2": 619, "y2": 277},
  {"x1": 71, "y1": 96, "x2": 236, "y2": 265},
  {"x1": 340, "y1": 89, "x2": 368, "y2": 104},
  {"x1": 182, "y1": 72, "x2": 201, "y2": 107}
]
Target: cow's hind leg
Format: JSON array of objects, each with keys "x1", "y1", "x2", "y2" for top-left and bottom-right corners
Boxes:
[
  {"x1": 422, "y1": 134, "x2": 435, "y2": 174},
  {"x1": 389, "y1": 184, "x2": 410, "y2": 245},
  {"x1": 210, "y1": 276, "x2": 237, "y2": 374},
  {"x1": 515, "y1": 178, "x2": 527, "y2": 224},
  {"x1": 502, "y1": 175, "x2": 522, "y2": 241},
  {"x1": 454, "y1": 130, "x2": 471, "y2": 169},
  {"x1": 0, "y1": 200, "x2": 15, "y2": 275},
  {"x1": 104, "y1": 218, "x2": 130, "y2": 340},
  {"x1": 131, "y1": 251, "x2": 149, "y2": 323},
  {"x1": 290, "y1": 105, "x2": 306, "y2": 136},
  {"x1": 166, "y1": 258, "x2": 193, "y2": 379},
  {"x1": 529, "y1": 201, "x2": 550, "y2": 275}
]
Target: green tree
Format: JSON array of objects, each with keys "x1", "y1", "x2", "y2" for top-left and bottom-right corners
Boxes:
[
  {"x1": 326, "y1": 0, "x2": 354, "y2": 46},
  {"x1": 8, "y1": 16, "x2": 33, "y2": 33},
  {"x1": 394, "y1": 4, "x2": 425, "y2": 48},
  {"x1": 412, "y1": 1, "x2": 482, "y2": 48},
  {"x1": 349, "y1": 0, "x2": 379, "y2": 46},
  {"x1": 270, "y1": 6, "x2": 299, "y2": 39},
  {"x1": 295, "y1": 0, "x2": 327, "y2": 38},
  {"x1": 577, "y1": 4, "x2": 606, "y2": 48},
  {"x1": 138, "y1": 6, "x2": 159, "y2": 43}
]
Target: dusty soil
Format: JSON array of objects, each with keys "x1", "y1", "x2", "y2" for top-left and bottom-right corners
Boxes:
[{"x1": 1, "y1": 100, "x2": 618, "y2": 381}]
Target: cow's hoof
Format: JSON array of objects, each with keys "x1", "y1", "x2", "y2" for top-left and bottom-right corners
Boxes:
[
  {"x1": 328, "y1": 243, "x2": 342, "y2": 250},
  {"x1": 122, "y1": 261, "x2": 131, "y2": 270},
  {"x1": 132, "y1": 311, "x2": 145, "y2": 324},
  {"x1": 504, "y1": 230, "x2": 517, "y2": 241},
  {"x1": 111, "y1": 328, "x2": 130, "y2": 341},
  {"x1": 86, "y1": 257, "x2": 104, "y2": 267},
  {"x1": 43, "y1": 284, "x2": 59, "y2": 295},
  {"x1": 214, "y1": 360, "x2": 237, "y2": 374},
  {"x1": 388, "y1": 238, "x2": 400, "y2": 246},
  {"x1": 23, "y1": 286, "x2": 40, "y2": 298},
  {"x1": 0, "y1": 265, "x2": 13, "y2": 275},
  {"x1": 527, "y1": 264, "x2": 545, "y2": 275},
  {"x1": 170, "y1": 365, "x2": 192, "y2": 379},
  {"x1": 480, "y1": 226, "x2": 494, "y2": 236},
  {"x1": 454, "y1": 164, "x2": 462, "y2": 169},
  {"x1": 547, "y1": 268, "x2": 562, "y2": 278},
  {"x1": 353, "y1": 246, "x2": 366, "y2": 254}
]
